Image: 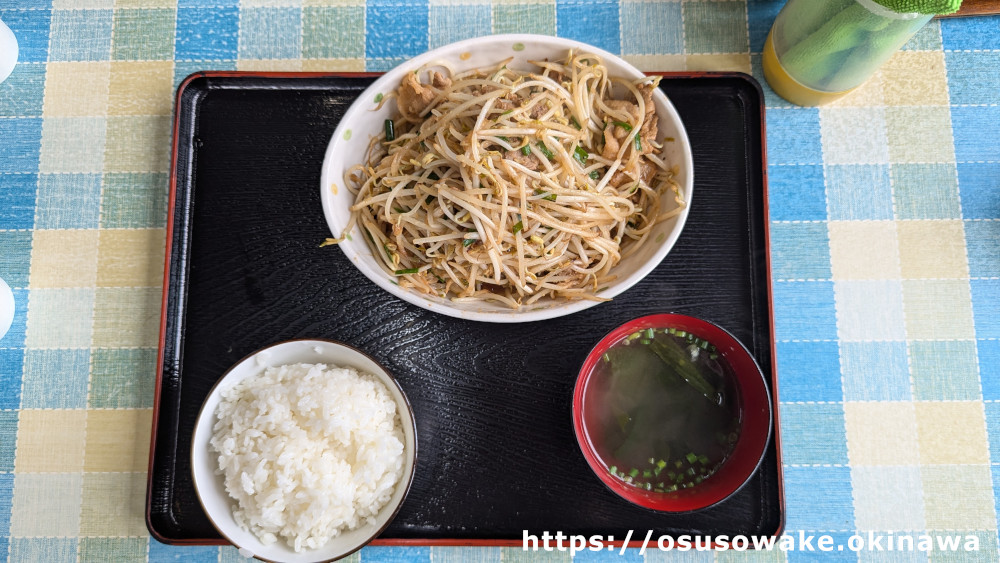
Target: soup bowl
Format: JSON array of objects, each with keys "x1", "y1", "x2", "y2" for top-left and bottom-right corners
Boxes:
[{"x1": 572, "y1": 314, "x2": 772, "y2": 512}]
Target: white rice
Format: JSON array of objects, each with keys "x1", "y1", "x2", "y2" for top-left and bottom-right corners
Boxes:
[{"x1": 210, "y1": 363, "x2": 405, "y2": 552}]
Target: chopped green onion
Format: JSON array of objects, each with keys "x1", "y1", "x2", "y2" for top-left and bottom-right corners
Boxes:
[
  {"x1": 643, "y1": 470, "x2": 652, "y2": 478},
  {"x1": 534, "y1": 189, "x2": 557, "y2": 202},
  {"x1": 699, "y1": 455, "x2": 710, "y2": 465},
  {"x1": 685, "y1": 452, "x2": 698, "y2": 464},
  {"x1": 629, "y1": 468, "x2": 639, "y2": 478},
  {"x1": 512, "y1": 220, "x2": 523, "y2": 234},
  {"x1": 602, "y1": 353, "x2": 610, "y2": 363},
  {"x1": 609, "y1": 465, "x2": 617, "y2": 474},
  {"x1": 500, "y1": 109, "x2": 514, "y2": 116},
  {"x1": 521, "y1": 145, "x2": 531, "y2": 156},
  {"x1": 569, "y1": 116, "x2": 582, "y2": 130},
  {"x1": 612, "y1": 121, "x2": 633, "y2": 131},
  {"x1": 645, "y1": 328, "x2": 655, "y2": 339},
  {"x1": 420, "y1": 141, "x2": 428, "y2": 151},
  {"x1": 384, "y1": 119, "x2": 395, "y2": 142},
  {"x1": 463, "y1": 239, "x2": 475, "y2": 247},
  {"x1": 640, "y1": 339, "x2": 651, "y2": 345},
  {"x1": 589, "y1": 170, "x2": 601, "y2": 180},
  {"x1": 394, "y1": 267, "x2": 420, "y2": 275},
  {"x1": 634, "y1": 135, "x2": 642, "y2": 152},
  {"x1": 573, "y1": 146, "x2": 589, "y2": 166},
  {"x1": 498, "y1": 135, "x2": 509, "y2": 142},
  {"x1": 709, "y1": 352, "x2": 718, "y2": 360},
  {"x1": 374, "y1": 92, "x2": 384, "y2": 103},
  {"x1": 536, "y1": 142, "x2": 555, "y2": 161}
]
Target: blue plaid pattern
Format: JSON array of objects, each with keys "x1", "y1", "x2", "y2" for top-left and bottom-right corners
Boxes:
[{"x1": 0, "y1": 1, "x2": 998, "y2": 560}]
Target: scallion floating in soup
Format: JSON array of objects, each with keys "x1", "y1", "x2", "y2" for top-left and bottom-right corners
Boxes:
[{"x1": 585, "y1": 327, "x2": 741, "y2": 493}]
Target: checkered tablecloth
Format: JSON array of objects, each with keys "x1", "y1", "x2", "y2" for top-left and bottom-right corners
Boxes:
[{"x1": 0, "y1": 0, "x2": 998, "y2": 561}]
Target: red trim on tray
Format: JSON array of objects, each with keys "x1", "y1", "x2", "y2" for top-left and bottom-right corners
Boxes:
[
  {"x1": 648, "y1": 70, "x2": 786, "y2": 544},
  {"x1": 645, "y1": 70, "x2": 785, "y2": 543},
  {"x1": 145, "y1": 71, "x2": 188, "y2": 544},
  {"x1": 645, "y1": 70, "x2": 787, "y2": 543},
  {"x1": 147, "y1": 70, "x2": 783, "y2": 548},
  {"x1": 755, "y1": 72, "x2": 787, "y2": 543}
]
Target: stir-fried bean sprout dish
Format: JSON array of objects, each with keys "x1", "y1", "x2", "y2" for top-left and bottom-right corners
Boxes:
[{"x1": 339, "y1": 51, "x2": 686, "y2": 308}]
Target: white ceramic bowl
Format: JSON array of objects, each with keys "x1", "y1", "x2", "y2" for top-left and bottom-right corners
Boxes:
[
  {"x1": 0, "y1": 18, "x2": 18, "y2": 84},
  {"x1": 320, "y1": 34, "x2": 694, "y2": 323},
  {"x1": 191, "y1": 339, "x2": 417, "y2": 563},
  {"x1": 0, "y1": 277, "x2": 14, "y2": 341}
]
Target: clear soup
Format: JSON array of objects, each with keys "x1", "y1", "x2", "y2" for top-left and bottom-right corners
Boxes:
[{"x1": 583, "y1": 327, "x2": 742, "y2": 493}]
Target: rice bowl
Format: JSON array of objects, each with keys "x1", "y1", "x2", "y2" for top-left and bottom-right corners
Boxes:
[
  {"x1": 211, "y1": 363, "x2": 404, "y2": 552},
  {"x1": 191, "y1": 340, "x2": 417, "y2": 563}
]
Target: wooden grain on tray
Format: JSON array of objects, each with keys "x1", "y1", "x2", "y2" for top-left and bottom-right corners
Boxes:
[{"x1": 938, "y1": 0, "x2": 1000, "y2": 17}]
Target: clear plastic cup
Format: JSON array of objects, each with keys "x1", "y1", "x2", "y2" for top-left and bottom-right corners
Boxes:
[{"x1": 763, "y1": 0, "x2": 932, "y2": 106}]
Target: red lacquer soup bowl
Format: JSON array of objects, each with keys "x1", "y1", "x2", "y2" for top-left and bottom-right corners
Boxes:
[{"x1": 573, "y1": 314, "x2": 772, "y2": 512}]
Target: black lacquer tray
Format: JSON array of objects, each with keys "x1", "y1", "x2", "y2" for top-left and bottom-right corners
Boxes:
[{"x1": 146, "y1": 72, "x2": 783, "y2": 545}]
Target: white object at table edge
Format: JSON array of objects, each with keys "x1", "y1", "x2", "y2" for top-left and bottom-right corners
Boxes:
[
  {"x1": 0, "y1": 18, "x2": 18, "y2": 84},
  {"x1": 0, "y1": 278, "x2": 13, "y2": 342}
]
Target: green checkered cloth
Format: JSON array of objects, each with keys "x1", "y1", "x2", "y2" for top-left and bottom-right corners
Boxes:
[{"x1": 874, "y1": 0, "x2": 963, "y2": 14}]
